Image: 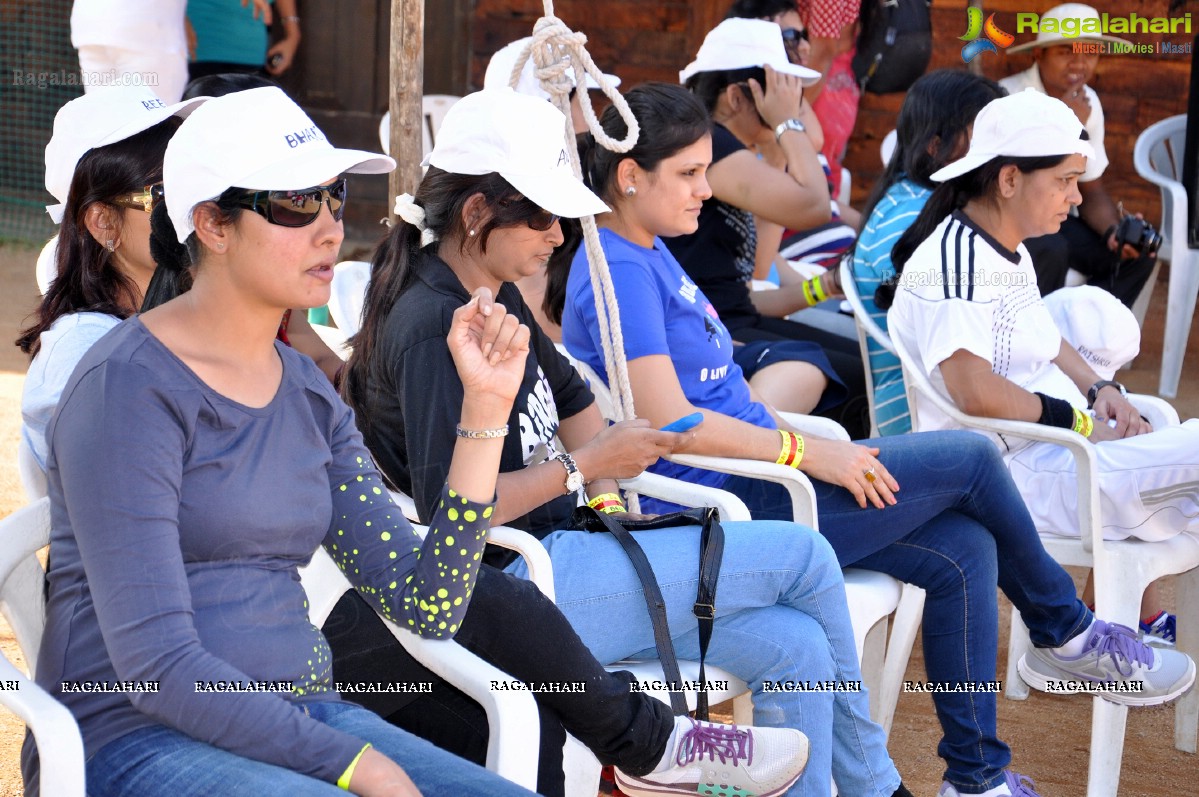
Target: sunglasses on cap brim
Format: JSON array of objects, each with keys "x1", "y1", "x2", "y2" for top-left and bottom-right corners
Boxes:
[
  {"x1": 113, "y1": 182, "x2": 165, "y2": 213},
  {"x1": 231, "y1": 177, "x2": 348, "y2": 227}
]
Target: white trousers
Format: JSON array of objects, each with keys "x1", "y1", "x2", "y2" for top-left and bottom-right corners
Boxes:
[
  {"x1": 1007, "y1": 418, "x2": 1199, "y2": 541},
  {"x1": 77, "y1": 45, "x2": 188, "y2": 103}
]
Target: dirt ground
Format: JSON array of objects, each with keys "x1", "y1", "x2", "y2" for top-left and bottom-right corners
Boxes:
[{"x1": 0, "y1": 239, "x2": 1195, "y2": 796}]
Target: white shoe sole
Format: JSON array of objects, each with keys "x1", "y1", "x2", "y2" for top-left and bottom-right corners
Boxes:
[{"x1": 1017, "y1": 653, "x2": 1196, "y2": 707}]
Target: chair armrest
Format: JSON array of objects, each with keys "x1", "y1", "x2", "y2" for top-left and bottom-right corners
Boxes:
[
  {"x1": 376, "y1": 613, "x2": 541, "y2": 789},
  {"x1": 0, "y1": 655, "x2": 85, "y2": 796},
  {"x1": 667, "y1": 454, "x2": 819, "y2": 529},
  {"x1": 487, "y1": 526, "x2": 556, "y2": 601},
  {"x1": 620, "y1": 471, "x2": 752, "y2": 521},
  {"x1": 777, "y1": 411, "x2": 851, "y2": 441},
  {"x1": 1130, "y1": 393, "x2": 1180, "y2": 428},
  {"x1": 891, "y1": 335, "x2": 1101, "y2": 553}
]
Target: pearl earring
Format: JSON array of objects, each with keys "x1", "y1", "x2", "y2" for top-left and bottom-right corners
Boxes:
[
  {"x1": 625, "y1": 186, "x2": 636, "y2": 197},
  {"x1": 104, "y1": 239, "x2": 115, "y2": 252},
  {"x1": 468, "y1": 229, "x2": 476, "y2": 237}
]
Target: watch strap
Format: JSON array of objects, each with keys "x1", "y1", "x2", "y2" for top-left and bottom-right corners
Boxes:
[
  {"x1": 774, "y1": 118, "x2": 806, "y2": 143},
  {"x1": 1086, "y1": 379, "x2": 1126, "y2": 408}
]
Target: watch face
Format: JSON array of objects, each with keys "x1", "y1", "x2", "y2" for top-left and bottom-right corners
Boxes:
[{"x1": 566, "y1": 472, "x2": 585, "y2": 492}]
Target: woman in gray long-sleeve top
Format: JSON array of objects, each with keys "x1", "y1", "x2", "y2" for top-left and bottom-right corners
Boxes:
[{"x1": 21, "y1": 85, "x2": 535, "y2": 797}]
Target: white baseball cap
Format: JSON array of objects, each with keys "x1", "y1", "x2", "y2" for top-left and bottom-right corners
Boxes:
[
  {"x1": 1006, "y1": 3, "x2": 1133, "y2": 54},
  {"x1": 483, "y1": 36, "x2": 621, "y2": 102},
  {"x1": 680, "y1": 18, "x2": 821, "y2": 86},
  {"x1": 163, "y1": 86, "x2": 395, "y2": 243},
  {"x1": 929, "y1": 89, "x2": 1095, "y2": 182},
  {"x1": 421, "y1": 87, "x2": 608, "y2": 219},
  {"x1": 1043, "y1": 285, "x2": 1140, "y2": 379},
  {"x1": 44, "y1": 86, "x2": 207, "y2": 223}
]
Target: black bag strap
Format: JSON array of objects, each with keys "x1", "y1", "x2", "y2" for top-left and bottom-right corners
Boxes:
[{"x1": 583, "y1": 506, "x2": 724, "y2": 719}]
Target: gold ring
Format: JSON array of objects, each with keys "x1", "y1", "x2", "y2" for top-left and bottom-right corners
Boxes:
[{"x1": 864, "y1": 467, "x2": 877, "y2": 484}]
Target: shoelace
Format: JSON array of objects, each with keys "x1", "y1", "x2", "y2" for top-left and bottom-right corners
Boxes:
[
  {"x1": 1004, "y1": 770, "x2": 1041, "y2": 797},
  {"x1": 676, "y1": 718, "x2": 754, "y2": 767},
  {"x1": 1090, "y1": 621, "x2": 1154, "y2": 674},
  {"x1": 1143, "y1": 612, "x2": 1177, "y2": 643}
]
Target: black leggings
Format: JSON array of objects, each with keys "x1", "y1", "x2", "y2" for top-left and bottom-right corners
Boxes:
[
  {"x1": 325, "y1": 564, "x2": 673, "y2": 796},
  {"x1": 1024, "y1": 216, "x2": 1157, "y2": 308}
]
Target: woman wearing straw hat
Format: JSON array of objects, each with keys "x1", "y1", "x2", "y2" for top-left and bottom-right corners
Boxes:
[
  {"x1": 1000, "y1": 2, "x2": 1157, "y2": 307},
  {"x1": 345, "y1": 85, "x2": 900, "y2": 797}
]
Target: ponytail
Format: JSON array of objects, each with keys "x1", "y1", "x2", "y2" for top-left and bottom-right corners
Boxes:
[{"x1": 142, "y1": 200, "x2": 192, "y2": 310}]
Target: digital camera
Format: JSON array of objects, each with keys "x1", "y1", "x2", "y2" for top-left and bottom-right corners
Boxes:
[{"x1": 1114, "y1": 214, "x2": 1163, "y2": 257}]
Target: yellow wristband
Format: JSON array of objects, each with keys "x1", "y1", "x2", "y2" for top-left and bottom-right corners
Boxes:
[
  {"x1": 337, "y1": 743, "x2": 372, "y2": 790},
  {"x1": 809, "y1": 274, "x2": 828, "y2": 304},
  {"x1": 587, "y1": 492, "x2": 623, "y2": 510},
  {"x1": 801, "y1": 279, "x2": 817, "y2": 307},
  {"x1": 791, "y1": 433, "x2": 805, "y2": 467},
  {"x1": 1072, "y1": 408, "x2": 1094, "y2": 438},
  {"x1": 776, "y1": 429, "x2": 793, "y2": 465}
]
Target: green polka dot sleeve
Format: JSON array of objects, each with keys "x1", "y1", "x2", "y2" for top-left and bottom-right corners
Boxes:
[{"x1": 323, "y1": 458, "x2": 493, "y2": 639}]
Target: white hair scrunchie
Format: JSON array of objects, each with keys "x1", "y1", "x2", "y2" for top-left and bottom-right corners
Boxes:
[{"x1": 393, "y1": 193, "x2": 438, "y2": 248}]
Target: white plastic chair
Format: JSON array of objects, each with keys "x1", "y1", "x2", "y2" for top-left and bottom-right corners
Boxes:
[
  {"x1": 1133, "y1": 114, "x2": 1197, "y2": 398},
  {"x1": 891, "y1": 330, "x2": 1199, "y2": 797},
  {"x1": 379, "y1": 95, "x2": 462, "y2": 159},
  {"x1": 299, "y1": 512, "x2": 556, "y2": 790},
  {"x1": 17, "y1": 436, "x2": 49, "y2": 502},
  {"x1": 328, "y1": 260, "x2": 371, "y2": 338},
  {"x1": 560, "y1": 352, "x2": 923, "y2": 739},
  {"x1": 839, "y1": 259, "x2": 897, "y2": 439},
  {"x1": 880, "y1": 129, "x2": 897, "y2": 167},
  {"x1": 0, "y1": 497, "x2": 86, "y2": 796},
  {"x1": 310, "y1": 323, "x2": 351, "y2": 361},
  {"x1": 36, "y1": 235, "x2": 58, "y2": 296}
]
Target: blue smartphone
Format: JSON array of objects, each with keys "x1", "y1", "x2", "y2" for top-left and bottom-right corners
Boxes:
[{"x1": 660, "y1": 412, "x2": 703, "y2": 433}]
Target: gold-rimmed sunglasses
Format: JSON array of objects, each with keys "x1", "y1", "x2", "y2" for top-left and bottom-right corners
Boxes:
[{"x1": 112, "y1": 182, "x2": 165, "y2": 213}]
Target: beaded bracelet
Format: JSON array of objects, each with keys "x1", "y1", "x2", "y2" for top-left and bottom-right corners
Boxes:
[
  {"x1": 456, "y1": 424, "x2": 509, "y2": 439},
  {"x1": 775, "y1": 429, "x2": 805, "y2": 468},
  {"x1": 1071, "y1": 407, "x2": 1095, "y2": 438},
  {"x1": 587, "y1": 492, "x2": 626, "y2": 514}
]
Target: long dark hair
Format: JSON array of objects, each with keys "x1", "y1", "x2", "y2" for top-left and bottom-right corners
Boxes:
[
  {"x1": 141, "y1": 188, "x2": 245, "y2": 311},
  {"x1": 342, "y1": 166, "x2": 545, "y2": 427},
  {"x1": 16, "y1": 119, "x2": 178, "y2": 356},
  {"x1": 857, "y1": 70, "x2": 1006, "y2": 229},
  {"x1": 684, "y1": 66, "x2": 768, "y2": 123},
  {"x1": 874, "y1": 153, "x2": 1069, "y2": 309},
  {"x1": 540, "y1": 83, "x2": 712, "y2": 325}
]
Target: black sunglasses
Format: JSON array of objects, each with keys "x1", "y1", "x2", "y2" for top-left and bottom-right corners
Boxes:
[
  {"x1": 112, "y1": 182, "x2": 165, "y2": 213},
  {"x1": 781, "y1": 27, "x2": 810, "y2": 44},
  {"x1": 498, "y1": 195, "x2": 559, "y2": 232},
  {"x1": 231, "y1": 177, "x2": 348, "y2": 227}
]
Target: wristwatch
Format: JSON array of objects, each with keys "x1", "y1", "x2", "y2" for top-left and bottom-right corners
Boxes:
[
  {"x1": 554, "y1": 452, "x2": 586, "y2": 494},
  {"x1": 1086, "y1": 379, "x2": 1127, "y2": 408},
  {"x1": 774, "y1": 118, "x2": 806, "y2": 143}
]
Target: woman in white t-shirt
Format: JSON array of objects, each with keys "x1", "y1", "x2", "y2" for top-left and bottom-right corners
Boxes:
[{"x1": 883, "y1": 90, "x2": 1199, "y2": 641}]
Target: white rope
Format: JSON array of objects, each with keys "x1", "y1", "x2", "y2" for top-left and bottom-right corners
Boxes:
[{"x1": 505, "y1": 7, "x2": 640, "y2": 427}]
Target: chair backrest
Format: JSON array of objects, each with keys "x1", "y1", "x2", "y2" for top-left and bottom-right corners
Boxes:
[
  {"x1": 310, "y1": 323, "x2": 351, "y2": 361},
  {"x1": 36, "y1": 235, "x2": 58, "y2": 296},
  {"x1": 880, "y1": 129, "x2": 898, "y2": 167},
  {"x1": 555, "y1": 345, "x2": 617, "y2": 420},
  {"x1": 1132, "y1": 114, "x2": 1187, "y2": 263},
  {"x1": 0, "y1": 498, "x2": 52, "y2": 676},
  {"x1": 327, "y1": 260, "x2": 371, "y2": 338},
  {"x1": 379, "y1": 95, "x2": 462, "y2": 158},
  {"x1": 18, "y1": 435, "x2": 49, "y2": 502},
  {"x1": 839, "y1": 259, "x2": 896, "y2": 437}
]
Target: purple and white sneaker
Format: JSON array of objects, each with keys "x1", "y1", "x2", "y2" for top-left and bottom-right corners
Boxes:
[{"x1": 1019, "y1": 619, "x2": 1195, "y2": 706}]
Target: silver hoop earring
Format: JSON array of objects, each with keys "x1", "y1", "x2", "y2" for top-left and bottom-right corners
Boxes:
[
  {"x1": 104, "y1": 239, "x2": 115, "y2": 252},
  {"x1": 625, "y1": 186, "x2": 637, "y2": 197}
]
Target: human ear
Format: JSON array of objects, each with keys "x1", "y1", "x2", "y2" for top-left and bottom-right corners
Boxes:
[
  {"x1": 615, "y1": 158, "x2": 641, "y2": 197},
  {"x1": 192, "y1": 202, "x2": 230, "y2": 254},
  {"x1": 996, "y1": 164, "x2": 1021, "y2": 199},
  {"x1": 83, "y1": 202, "x2": 122, "y2": 250},
  {"x1": 460, "y1": 192, "x2": 494, "y2": 241}
]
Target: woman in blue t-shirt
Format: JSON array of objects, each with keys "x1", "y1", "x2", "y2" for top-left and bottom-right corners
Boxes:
[{"x1": 559, "y1": 80, "x2": 1181, "y2": 797}]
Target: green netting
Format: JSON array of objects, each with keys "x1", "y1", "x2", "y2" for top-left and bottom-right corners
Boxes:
[{"x1": 1, "y1": 0, "x2": 82, "y2": 244}]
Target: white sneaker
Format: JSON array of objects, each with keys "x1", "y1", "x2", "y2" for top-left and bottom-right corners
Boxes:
[{"x1": 615, "y1": 718, "x2": 808, "y2": 797}]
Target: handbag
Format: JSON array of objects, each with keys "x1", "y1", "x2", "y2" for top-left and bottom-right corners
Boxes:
[
  {"x1": 569, "y1": 505, "x2": 724, "y2": 719},
  {"x1": 852, "y1": 0, "x2": 933, "y2": 94}
]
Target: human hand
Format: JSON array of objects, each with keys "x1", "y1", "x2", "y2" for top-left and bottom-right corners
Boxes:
[
  {"x1": 747, "y1": 64, "x2": 804, "y2": 131},
  {"x1": 1090, "y1": 391, "x2": 1153, "y2": 438},
  {"x1": 349, "y1": 748, "x2": 422, "y2": 797},
  {"x1": 573, "y1": 419, "x2": 693, "y2": 481},
  {"x1": 800, "y1": 439, "x2": 898, "y2": 509},
  {"x1": 242, "y1": 0, "x2": 273, "y2": 24},
  {"x1": 266, "y1": 35, "x2": 300, "y2": 75},
  {"x1": 609, "y1": 510, "x2": 659, "y2": 522},
  {"x1": 1106, "y1": 213, "x2": 1151, "y2": 261},
  {"x1": 447, "y1": 288, "x2": 530, "y2": 408},
  {"x1": 1062, "y1": 87, "x2": 1091, "y2": 125}
]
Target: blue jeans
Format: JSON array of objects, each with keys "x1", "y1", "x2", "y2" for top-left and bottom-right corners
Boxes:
[
  {"x1": 85, "y1": 700, "x2": 536, "y2": 797},
  {"x1": 726, "y1": 430, "x2": 1091, "y2": 793},
  {"x1": 506, "y1": 519, "x2": 902, "y2": 797}
]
